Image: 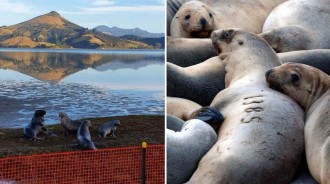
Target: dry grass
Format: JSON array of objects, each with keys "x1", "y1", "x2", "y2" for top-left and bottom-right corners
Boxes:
[
  {"x1": 0, "y1": 115, "x2": 164, "y2": 158},
  {"x1": 1, "y1": 36, "x2": 38, "y2": 47}
]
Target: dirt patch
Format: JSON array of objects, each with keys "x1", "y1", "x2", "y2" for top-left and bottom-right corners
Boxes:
[{"x1": 0, "y1": 115, "x2": 164, "y2": 158}]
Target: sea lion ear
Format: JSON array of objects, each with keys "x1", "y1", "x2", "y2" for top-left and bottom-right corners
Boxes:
[
  {"x1": 34, "y1": 110, "x2": 46, "y2": 117},
  {"x1": 190, "y1": 106, "x2": 224, "y2": 132}
]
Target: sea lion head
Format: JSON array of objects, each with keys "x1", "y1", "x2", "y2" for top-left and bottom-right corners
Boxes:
[
  {"x1": 265, "y1": 63, "x2": 324, "y2": 110},
  {"x1": 59, "y1": 112, "x2": 68, "y2": 119},
  {"x1": 260, "y1": 26, "x2": 313, "y2": 53},
  {"x1": 32, "y1": 109, "x2": 46, "y2": 124},
  {"x1": 211, "y1": 28, "x2": 278, "y2": 59},
  {"x1": 83, "y1": 120, "x2": 92, "y2": 127},
  {"x1": 171, "y1": 0, "x2": 216, "y2": 38}
]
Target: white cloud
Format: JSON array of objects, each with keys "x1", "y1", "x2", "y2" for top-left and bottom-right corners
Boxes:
[
  {"x1": 78, "y1": 5, "x2": 164, "y2": 13},
  {"x1": 91, "y1": 0, "x2": 116, "y2": 6},
  {"x1": 0, "y1": 0, "x2": 33, "y2": 13}
]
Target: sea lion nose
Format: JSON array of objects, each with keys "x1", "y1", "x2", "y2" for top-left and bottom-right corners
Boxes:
[
  {"x1": 265, "y1": 69, "x2": 273, "y2": 77},
  {"x1": 200, "y1": 18, "x2": 207, "y2": 26}
]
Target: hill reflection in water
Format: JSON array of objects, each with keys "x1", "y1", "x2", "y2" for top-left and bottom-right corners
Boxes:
[{"x1": 0, "y1": 49, "x2": 164, "y2": 128}]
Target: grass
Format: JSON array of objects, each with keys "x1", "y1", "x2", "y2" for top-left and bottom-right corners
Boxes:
[{"x1": 0, "y1": 115, "x2": 164, "y2": 158}]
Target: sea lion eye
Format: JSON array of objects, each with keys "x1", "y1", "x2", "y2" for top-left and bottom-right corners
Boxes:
[
  {"x1": 224, "y1": 31, "x2": 230, "y2": 38},
  {"x1": 184, "y1": 15, "x2": 190, "y2": 20},
  {"x1": 209, "y1": 13, "x2": 212, "y2": 18},
  {"x1": 291, "y1": 74, "x2": 300, "y2": 85}
]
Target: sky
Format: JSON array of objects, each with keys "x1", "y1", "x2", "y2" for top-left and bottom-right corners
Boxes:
[{"x1": 0, "y1": 0, "x2": 165, "y2": 33}]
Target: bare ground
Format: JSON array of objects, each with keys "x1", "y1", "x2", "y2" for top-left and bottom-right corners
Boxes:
[{"x1": 0, "y1": 115, "x2": 164, "y2": 158}]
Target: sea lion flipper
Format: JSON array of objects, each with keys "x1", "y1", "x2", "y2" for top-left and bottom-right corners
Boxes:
[{"x1": 190, "y1": 106, "x2": 224, "y2": 132}]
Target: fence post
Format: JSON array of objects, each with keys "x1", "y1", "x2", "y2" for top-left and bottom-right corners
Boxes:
[{"x1": 141, "y1": 142, "x2": 147, "y2": 184}]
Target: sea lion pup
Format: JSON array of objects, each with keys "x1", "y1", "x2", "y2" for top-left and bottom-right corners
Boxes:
[
  {"x1": 59, "y1": 112, "x2": 83, "y2": 133},
  {"x1": 77, "y1": 120, "x2": 97, "y2": 150},
  {"x1": 167, "y1": 108, "x2": 224, "y2": 184},
  {"x1": 266, "y1": 63, "x2": 330, "y2": 183},
  {"x1": 188, "y1": 29, "x2": 304, "y2": 183},
  {"x1": 260, "y1": 0, "x2": 330, "y2": 52},
  {"x1": 24, "y1": 110, "x2": 57, "y2": 140},
  {"x1": 98, "y1": 120, "x2": 120, "y2": 138}
]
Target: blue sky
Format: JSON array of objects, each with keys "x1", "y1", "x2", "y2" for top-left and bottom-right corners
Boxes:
[{"x1": 0, "y1": 0, "x2": 165, "y2": 33}]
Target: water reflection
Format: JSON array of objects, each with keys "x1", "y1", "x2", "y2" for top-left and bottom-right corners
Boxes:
[
  {"x1": 0, "y1": 49, "x2": 164, "y2": 128},
  {"x1": 0, "y1": 49, "x2": 164, "y2": 82}
]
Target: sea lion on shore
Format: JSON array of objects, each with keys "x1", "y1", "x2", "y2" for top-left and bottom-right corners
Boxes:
[
  {"x1": 59, "y1": 112, "x2": 82, "y2": 133},
  {"x1": 77, "y1": 120, "x2": 97, "y2": 150},
  {"x1": 187, "y1": 29, "x2": 304, "y2": 183},
  {"x1": 98, "y1": 120, "x2": 120, "y2": 138},
  {"x1": 261, "y1": 0, "x2": 330, "y2": 52},
  {"x1": 170, "y1": 0, "x2": 288, "y2": 38},
  {"x1": 266, "y1": 63, "x2": 330, "y2": 183},
  {"x1": 23, "y1": 110, "x2": 57, "y2": 140},
  {"x1": 167, "y1": 112, "x2": 223, "y2": 184}
]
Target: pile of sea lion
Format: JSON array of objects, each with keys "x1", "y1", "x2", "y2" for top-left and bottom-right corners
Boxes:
[
  {"x1": 24, "y1": 110, "x2": 121, "y2": 150},
  {"x1": 167, "y1": 0, "x2": 330, "y2": 183}
]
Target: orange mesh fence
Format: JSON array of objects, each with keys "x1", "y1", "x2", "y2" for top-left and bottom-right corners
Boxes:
[{"x1": 0, "y1": 144, "x2": 164, "y2": 184}]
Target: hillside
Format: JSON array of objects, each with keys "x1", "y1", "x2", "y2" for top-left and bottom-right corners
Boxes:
[
  {"x1": 94, "y1": 25, "x2": 164, "y2": 38},
  {"x1": 0, "y1": 11, "x2": 152, "y2": 49},
  {"x1": 120, "y1": 35, "x2": 165, "y2": 49}
]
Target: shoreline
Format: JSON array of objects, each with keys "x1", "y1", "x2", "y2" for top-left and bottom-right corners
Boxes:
[{"x1": 0, "y1": 115, "x2": 164, "y2": 158}]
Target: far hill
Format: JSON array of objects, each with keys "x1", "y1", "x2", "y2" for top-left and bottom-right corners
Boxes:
[
  {"x1": 0, "y1": 11, "x2": 153, "y2": 49},
  {"x1": 94, "y1": 26, "x2": 164, "y2": 38},
  {"x1": 120, "y1": 35, "x2": 165, "y2": 49}
]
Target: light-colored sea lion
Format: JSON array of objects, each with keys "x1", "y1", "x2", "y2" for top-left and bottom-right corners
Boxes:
[
  {"x1": 59, "y1": 112, "x2": 83, "y2": 133},
  {"x1": 167, "y1": 119, "x2": 217, "y2": 184},
  {"x1": 77, "y1": 120, "x2": 97, "y2": 150},
  {"x1": 266, "y1": 63, "x2": 330, "y2": 183},
  {"x1": 188, "y1": 29, "x2": 305, "y2": 183},
  {"x1": 167, "y1": 97, "x2": 201, "y2": 121},
  {"x1": 98, "y1": 120, "x2": 120, "y2": 138},
  {"x1": 167, "y1": 49, "x2": 330, "y2": 107},
  {"x1": 23, "y1": 110, "x2": 57, "y2": 140},
  {"x1": 170, "y1": 0, "x2": 288, "y2": 38},
  {"x1": 261, "y1": 0, "x2": 330, "y2": 52}
]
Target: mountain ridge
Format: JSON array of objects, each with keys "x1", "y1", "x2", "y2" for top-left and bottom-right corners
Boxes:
[
  {"x1": 0, "y1": 11, "x2": 155, "y2": 49},
  {"x1": 94, "y1": 25, "x2": 164, "y2": 38}
]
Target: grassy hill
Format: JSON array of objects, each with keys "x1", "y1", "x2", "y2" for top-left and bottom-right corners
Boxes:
[
  {"x1": 120, "y1": 35, "x2": 165, "y2": 49},
  {"x1": 0, "y1": 11, "x2": 152, "y2": 49}
]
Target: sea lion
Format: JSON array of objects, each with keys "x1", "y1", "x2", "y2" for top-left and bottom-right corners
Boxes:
[
  {"x1": 167, "y1": 56, "x2": 225, "y2": 106},
  {"x1": 167, "y1": 97, "x2": 201, "y2": 121},
  {"x1": 167, "y1": 49, "x2": 330, "y2": 106},
  {"x1": 167, "y1": 37, "x2": 216, "y2": 67},
  {"x1": 266, "y1": 63, "x2": 330, "y2": 183},
  {"x1": 170, "y1": 0, "x2": 288, "y2": 38},
  {"x1": 188, "y1": 29, "x2": 305, "y2": 183},
  {"x1": 77, "y1": 120, "x2": 97, "y2": 150},
  {"x1": 167, "y1": 119, "x2": 217, "y2": 184},
  {"x1": 167, "y1": 114, "x2": 185, "y2": 132},
  {"x1": 59, "y1": 112, "x2": 83, "y2": 133},
  {"x1": 261, "y1": 0, "x2": 330, "y2": 52},
  {"x1": 98, "y1": 120, "x2": 120, "y2": 138},
  {"x1": 23, "y1": 110, "x2": 57, "y2": 140}
]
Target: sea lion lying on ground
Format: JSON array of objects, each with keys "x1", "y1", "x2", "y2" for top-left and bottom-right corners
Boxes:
[{"x1": 59, "y1": 112, "x2": 83, "y2": 133}]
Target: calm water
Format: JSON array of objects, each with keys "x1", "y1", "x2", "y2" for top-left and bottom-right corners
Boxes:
[{"x1": 0, "y1": 48, "x2": 164, "y2": 128}]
